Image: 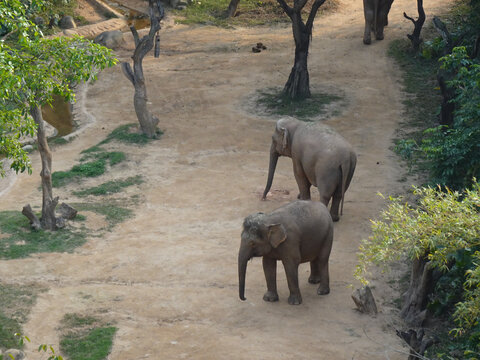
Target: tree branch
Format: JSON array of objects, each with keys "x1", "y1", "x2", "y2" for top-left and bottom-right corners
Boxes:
[
  {"x1": 276, "y1": 0, "x2": 293, "y2": 18},
  {"x1": 294, "y1": 0, "x2": 309, "y2": 12},
  {"x1": 433, "y1": 16, "x2": 453, "y2": 54},
  {"x1": 121, "y1": 62, "x2": 135, "y2": 85},
  {"x1": 130, "y1": 25, "x2": 140, "y2": 47},
  {"x1": 306, "y1": 0, "x2": 326, "y2": 31}
]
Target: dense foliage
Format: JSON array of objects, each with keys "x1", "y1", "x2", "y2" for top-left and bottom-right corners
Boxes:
[
  {"x1": 355, "y1": 184, "x2": 480, "y2": 340},
  {"x1": 0, "y1": 0, "x2": 117, "y2": 176}
]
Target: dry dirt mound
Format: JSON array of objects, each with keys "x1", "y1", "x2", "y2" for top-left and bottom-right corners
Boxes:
[{"x1": 0, "y1": 0, "x2": 453, "y2": 358}]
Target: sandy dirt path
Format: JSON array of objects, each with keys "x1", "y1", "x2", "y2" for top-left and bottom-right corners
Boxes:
[{"x1": 0, "y1": 0, "x2": 452, "y2": 358}]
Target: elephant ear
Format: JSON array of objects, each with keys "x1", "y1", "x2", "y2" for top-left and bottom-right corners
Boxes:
[{"x1": 267, "y1": 224, "x2": 287, "y2": 248}]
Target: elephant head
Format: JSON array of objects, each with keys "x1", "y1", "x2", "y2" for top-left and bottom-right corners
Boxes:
[
  {"x1": 238, "y1": 213, "x2": 286, "y2": 301},
  {"x1": 262, "y1": 118, "x2": 300, "y2": 200}
]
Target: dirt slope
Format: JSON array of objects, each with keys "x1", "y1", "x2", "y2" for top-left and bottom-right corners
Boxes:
[{"x1": 0, "y1": 0, "x2": 452, "y2": 358}]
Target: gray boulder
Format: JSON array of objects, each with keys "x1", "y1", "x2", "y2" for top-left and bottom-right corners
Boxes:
[
  {"x1": 94, "y1": 30, "x2": 124, "y2": 50},
  {"x1": 4, "y1": 349, "x2": 25, "y2": 360},
  {"x1": 59, "y1": 15, "x2": 76, "y2": 29}
]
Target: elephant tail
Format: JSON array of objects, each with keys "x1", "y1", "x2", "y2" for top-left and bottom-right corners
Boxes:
[{"x1": 340, "y1": 151, "x2": 357, "y2": 216}]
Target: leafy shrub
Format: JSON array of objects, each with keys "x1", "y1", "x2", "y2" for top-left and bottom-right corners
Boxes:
[{"x1": 355, "y1": 182, "x2": 480, "y2": 335}]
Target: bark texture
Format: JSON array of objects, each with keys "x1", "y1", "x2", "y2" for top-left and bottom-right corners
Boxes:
[
  {"x1": 396, "y1": 328, "x2": 437, "y2": 360},
  {"x1": 403, "y1": 0, "x2": 425, "y2": 52},
  {"x1": 400, "y1": 256, "x2": 441, "y2": 326},
  {"x1": 276, "y1": 0, "x2": 327, "y2": 99},
  {"x1": 121, "y1": 0, "x2": 164, "y2": 138},
  {"x1": 22, "y1": 106, "x2": 77, "y2": 231},
  {"x1": 226, "y1": 0, "x2": 241, "y2": 17},
  {"x1": 352, "y1": 286, "x2": 378, "y2": 315}
]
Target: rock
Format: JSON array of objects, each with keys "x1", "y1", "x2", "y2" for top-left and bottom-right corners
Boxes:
[
  {"x1": 22, "y1": 145, "x2": 34, "y2": 153},
  {"x1": 33, "y1": 16, "x2": 45, "y2": 26},
  {"x1": 94, "y1": 30, "x2": 125, "y2": 50},
  {"x1": 352, "y1": 285, "x2": 378, "y2": 315},
  {"x1": 5, "y1": 349, "x2": 25, "y2": 360},
  {"x1": 59, "y1": 15, "x2": 76, "y2": 29}
]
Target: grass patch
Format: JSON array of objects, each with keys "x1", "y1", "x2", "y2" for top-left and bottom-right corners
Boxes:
[
  {"x1": 99, "y1": 124, "x2": 162, "y2": 146},
  {"x1": 0, "y1": 211, "x2": 87, "y2": 259},
  {"x1": 72, "y1": 203, "x2": 133, "y2": 229},
  {"x1": 255, "y1": 87, "x2": 344, "y2": 121},
  {"x1": 174, "y1": 0, "x2": 338, "y2": 27},
  {"x1": 52, "y1": 151, "x2": 126, "y2": 188},
  {"x1": 73, "y1": 176, "x2": 144, "y2": 197},
  {"x1": 59, "y1": 313, "x2": 117, "y2": 360},
  {"x1": 0, "y1": 283, "x2": 45, "y2": 350}
]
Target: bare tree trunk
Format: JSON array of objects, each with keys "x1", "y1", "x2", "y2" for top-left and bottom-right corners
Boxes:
[
  {"x1": 226, "y1": 0, "x2": 241, "y2": 17},
  {"x1": 121, "y1": 0, "x2": 164, "y2": 138},
  {"x1": 24, "y1": 105, "x2": 58, "y2": 231},
  {"x1": 404, "y1": 0, "x2": 425, "y2": 52},
  {"x1": 396, "y1": 329, "x2": 437, "y2": 360},
  {"x1": 276, "y1": 0, "x2": 326, "y2": 99}
]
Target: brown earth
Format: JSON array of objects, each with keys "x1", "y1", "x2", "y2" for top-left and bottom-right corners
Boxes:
[{"x1": 0, "y1": 0, "x2": 452, "y2": 359}]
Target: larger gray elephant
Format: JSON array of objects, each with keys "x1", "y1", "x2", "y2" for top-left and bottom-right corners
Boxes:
[
  {"x1": 238, "y1": 200, "x2": 334, "y2": 305},
  {"x1": 363, "y1": 0, "x2": 394, "y2": 45},
  {"x1": 262, "y1": 118, "x2": 356, "y2": 222}
]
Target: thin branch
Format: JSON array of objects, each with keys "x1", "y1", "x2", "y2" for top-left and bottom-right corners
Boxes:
[
  {"x1": 121, "y1": 62, "x2": 135, "y2": 85},
  {"x1": 130, "y1": 25, "x2": 140, "y2": 47},
  {"x1": 306, "y1": 0, "x2": 326, "y2": 31},
  {"x1": 403, "y1": 12, "x2": 416, "y2": 23},
  {"x1": 276, "y1": 0, "x2": 293, "y2": 18}
]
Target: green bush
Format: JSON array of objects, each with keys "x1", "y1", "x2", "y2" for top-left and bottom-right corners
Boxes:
[{"x1": 355, "y1": 182, "x2": 480, "y2": 344}]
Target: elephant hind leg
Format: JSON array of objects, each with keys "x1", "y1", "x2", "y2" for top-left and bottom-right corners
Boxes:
[
  {"x1": 309, "y1": 258, "x2": 330, "y2": 295},
  {"x1": 329, "y1": 184, "x2": 343, "y2": 222},
  {"x1": 308, "y1": 259, "x2": 322, "y2": 284}
]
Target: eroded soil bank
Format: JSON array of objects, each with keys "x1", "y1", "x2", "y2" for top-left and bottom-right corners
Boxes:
[{"x1": 0, "y1": 0, "x2": 452, "y2": 358}]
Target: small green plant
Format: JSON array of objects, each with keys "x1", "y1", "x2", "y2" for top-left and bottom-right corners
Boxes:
[
  {"x1": 255, "y1": 88, "x2": 344, "y2": 121},
  {"x1": 99, "y1": 124, "x2": 162, "y2": 145},
  {"x1": 0, "y1": 211, "x2": 87, "y2": 259},
  {"x1": 59, "y1": 314, "x2": 116, "y2": 360},
  {"x1": 73, "y1": 176, "x2": 143, "y2": 197}
]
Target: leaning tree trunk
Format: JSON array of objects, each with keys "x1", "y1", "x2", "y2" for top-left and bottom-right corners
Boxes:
[
  {"x1": 121, "y1": 0, "x2": 164, "y2": 138},
  {"x1": 276, "y1": 0, "x2": 327, "y2": 99},
  {"x1": 22, "y1": 105, "x2": 58, "y2": 231},
  {"x1": 404, "y1": 0, "x2": 425, "y2": 52},
  {"x1": 400, "y1": 255, "x2": 441, "y2": 326}
]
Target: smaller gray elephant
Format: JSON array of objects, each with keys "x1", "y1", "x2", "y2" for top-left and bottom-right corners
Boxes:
[
  {"x1": 238, "y1": 200, "x2": 334, "y2": 305},
  {"x1": 363, "y1": 0, "x2": 394, "y2": 45},
  {"x1": 262, "y1": 117, "x2": 356, "y2": 222}
]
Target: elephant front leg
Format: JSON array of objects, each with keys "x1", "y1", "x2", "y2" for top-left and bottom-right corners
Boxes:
[
  {"x1": 292, "y1": 160, "x2": 311, "y2": 200},
  {"x1": 262, "y1": 257, "x2": 279, "y2": 302},
  {"x1": 282, "y1": 259, "x2": 302, "y2": 305}
]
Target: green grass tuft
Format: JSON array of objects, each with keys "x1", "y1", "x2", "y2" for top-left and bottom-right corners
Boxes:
[
  {"x1": 52, "y1": 151, "x2": 126, "y2": 187},
  {"x1": 73, "y1": 176, "x2": 143, "y2": 197},
  {"x1": 60, "y1": 314, "x2": 117, "y2": 360},
  {"x1": 72, "y1": 203, "x2": 133, "y2": 229},
  {"x1": 0, "y1": 283, "x2": 45, "y2": 350},
  {"x1": 0, "y1": 211, "x2": 88, "y2": 259},
  {"x1": 255, "y1": 88, "x2": 344, "y2": 121},
  {"x1": 100, "y1": 124, "x2": 162, "y2": 145}
]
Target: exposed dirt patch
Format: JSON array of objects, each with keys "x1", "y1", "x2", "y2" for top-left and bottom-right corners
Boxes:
[{"x1": 0, "y1": 0, "x2": 453, "y2": 359}]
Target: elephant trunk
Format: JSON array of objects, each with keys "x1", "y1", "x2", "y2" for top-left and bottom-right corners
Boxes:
[
  {"x1": 238, "y1": 246, "x2": 252, "y2": 301},
  {"x1": 262, "y1": 143, "x2": 279, "y2": 200}
]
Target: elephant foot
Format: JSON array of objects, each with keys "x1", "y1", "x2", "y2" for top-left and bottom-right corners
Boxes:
[
  {"x1": 363, "y1": 37, "x2": 371, "y2": 45},
  {"x1": 297, "y1": 193, "x2": 311, "y2": 200},
  {"x1": 317, "y1": 286, "x2": 330, "y2": 295},
  {"x1": 376, "y1": 34, "x2": 384, "y2": 40},
  {"x1": 308, "y1": 276, "x2": 321, "y2": 284},
  {"x1": 330, "y1": 213, "x2": 340, "y2": 222},
  {"x1": 288, "y1": 294, "x2": 302, "y2": 305},
  {"x1": 263, "y1": 291, "x2": 279, "y2": 302}
]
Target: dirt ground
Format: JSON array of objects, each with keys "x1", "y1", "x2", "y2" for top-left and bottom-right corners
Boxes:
[{"x1": 0, "y1": 0, "x2": 453, "y2": 358}]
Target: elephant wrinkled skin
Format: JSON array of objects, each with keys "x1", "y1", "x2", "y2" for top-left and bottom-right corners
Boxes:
[
  {"x1": 238, "y1": 200, "x2": 334, "y2": 305},
  {"x1": 363, "y1": 0, "x2": 394, "y2": 45},
  {"x1": 262, "y1": 117, "x2": 356, "y2": 222}
]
